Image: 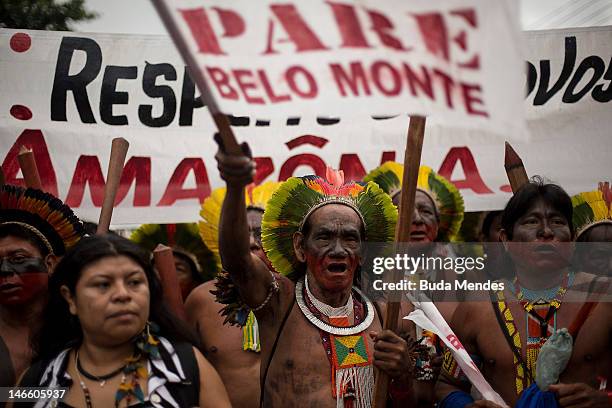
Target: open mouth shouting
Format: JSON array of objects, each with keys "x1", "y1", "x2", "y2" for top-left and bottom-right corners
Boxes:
[
  {"x1": 410, "y1": 231, "x2": 428, "y2": 240},
  {"x1": 326, "y1": 262, "x2": 348, "y2": 274}
]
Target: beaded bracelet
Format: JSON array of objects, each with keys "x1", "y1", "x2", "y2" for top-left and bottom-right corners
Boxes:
[{"x1": 252, "y1": 272, "x2": 279, "y2": 312}]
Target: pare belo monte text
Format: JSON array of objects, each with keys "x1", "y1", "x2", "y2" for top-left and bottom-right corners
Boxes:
[{"x1": 371, "y1": 279, "x2": 505, "y2": 292}]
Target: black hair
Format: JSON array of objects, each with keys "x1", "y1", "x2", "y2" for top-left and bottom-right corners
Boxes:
[
  {"x1": 172, "y1": 251, "x2": 205, "y2": 285},
  {"x1": 481, "y1": 210, "x2": 503, "y2": 240},
  {"x1": 501, "y1": 177, "x2": 574, "y2": 240},
  {"x1": 33, "y1": 234, "x2": 197, "y2": 361},
  {"x1": 576, "y1": 222, "x2": 612, "y2": 243},
  {"x1": 0, "y1": 224, "x2": 50, "y2": 257}
]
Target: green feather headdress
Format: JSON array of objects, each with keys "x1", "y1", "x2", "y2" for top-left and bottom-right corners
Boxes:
[
  {"x1": 130, "y1": 223, "x2": 218, "y2": 282},
  {"x1": 571, "y1": 182, "x2": 612, "y2": 240},
  {"x1": 262, "y1": 169, "x2": 397, "y2": 279},
  {"x1": 0, "y1": 185, "x2": 85, "y2": 255},
  {"x1": 363, "y1": 162, "x2": 464, "y2": 242}
]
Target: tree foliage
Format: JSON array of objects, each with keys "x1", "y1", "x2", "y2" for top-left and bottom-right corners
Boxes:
[{"x1": 0, "y1": 0, "x2": 97, "y2": 31}]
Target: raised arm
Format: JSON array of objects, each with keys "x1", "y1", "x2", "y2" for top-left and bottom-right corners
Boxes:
[{"x1": 215, "y1": 134, "x2": 273, "y2": 307}]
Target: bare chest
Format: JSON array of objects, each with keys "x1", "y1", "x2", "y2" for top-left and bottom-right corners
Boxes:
[
  {"x1": 475, "y1": 299, "x2": 611, "y2": 404},
  {"x1": 199, "y1": 310, "x2": 259, "y2": 366},
  {"x1": 263, "y1": 306, "x2": 379, "y2": 407},
  {"x1": 0, "y1": 327, "x2": 31, "y2": 381}
]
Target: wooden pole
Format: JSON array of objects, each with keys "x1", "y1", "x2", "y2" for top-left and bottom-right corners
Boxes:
[
  {"x1": 151, "y1": 0, "x2": 242, "y2": 155},
  {"x1": 504, "y1": 142, "x2": 529, "y2": 193},
  {"x1": 568, "y1": 302, "x2": 596, "y2": 340},
  {"x1": 153, "y1": 244, "x2": 186, "y2": 320},
  {"x1": 96, "y1": 138, "x2": 129, "y2": 235},
  {"x1": 17, "y1": 146, "x2": 43, "y2": 190},
  {"x1": 373, "y1": 116, "x2": 426, "y2": 407}
]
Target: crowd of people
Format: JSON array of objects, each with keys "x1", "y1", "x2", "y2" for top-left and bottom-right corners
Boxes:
[{"x1": 0, "y1": 135, "x2": 610, "y2": 408}]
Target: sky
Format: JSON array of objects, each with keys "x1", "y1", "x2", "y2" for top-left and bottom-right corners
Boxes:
[{"x1": 73, "y1": 0, "x2": 612, "y2": 35}]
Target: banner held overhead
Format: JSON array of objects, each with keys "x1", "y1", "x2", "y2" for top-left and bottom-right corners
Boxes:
[
  {"x1": 1, "y1": 27, "x2": 611, "y2": 225},
  {"x1": 152, "y1": 0, "x2": 527, "y2": 139}
]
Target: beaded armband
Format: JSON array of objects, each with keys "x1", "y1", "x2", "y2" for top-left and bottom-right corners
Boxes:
[{"x1": 252, "y1": 272, "x2": 279, "y2": 312}]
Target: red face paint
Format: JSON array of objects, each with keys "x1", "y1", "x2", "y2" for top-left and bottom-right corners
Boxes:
[
  {"x1": 0, "y1": 238, "x2": 49, "y2": 305},
  {"x1": 301, "y1": 205, "x2": 363, "y2": 293},
  {"x1": 305, "y1": 249, "x2": 359, "y2": 293},
  {"x1": 409, "y1": 191, "x2": 439, "y2": 242},
  {"x1": 0, "y1": 271, "x2": 48, "y2": 305}
]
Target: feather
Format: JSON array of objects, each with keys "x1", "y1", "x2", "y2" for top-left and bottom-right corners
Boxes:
[
  {"x1": 572, "y1": 187, "x2": 612, "y2": 239},
  {"x1": 364, "y1": 162, "x2": 464, "y2": 241},
  {"x1": 0, "y1": 185, "x2": 84, "y2": 255}
]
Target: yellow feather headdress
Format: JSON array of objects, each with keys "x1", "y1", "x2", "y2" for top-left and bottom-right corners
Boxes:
[
  {"x1": 199, "y1": 181, "x2": 281, "y2": 266},
  {"x1": 198, "y1": 181, "x2": 281, "y2": 326},
  {"x1": 363, "y1": 162, "x2": 464, "y2": 242},
  {"x1": 571, "y1": 182, "x2": 612, "y2": 240}
]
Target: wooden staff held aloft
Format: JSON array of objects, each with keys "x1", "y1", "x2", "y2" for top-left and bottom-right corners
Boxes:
[
  {"x1": 96, "y1": 138, "x2": 129, "y2": 235},
  {"x1": 17, "y1": 146, "x2": 43, "y2": 190},
  {"x1": 153, "y1": 244, "x2": 186, "y2": 320},
  {"x1": 504, "y1": 142, "x2": 529, "y2": 193},
  {"x1": 373, "y1": 116, "x2": 426, "y2": 408},
  {"x1": 151, "y1": 0, "x2": 242, "y2": 156}
]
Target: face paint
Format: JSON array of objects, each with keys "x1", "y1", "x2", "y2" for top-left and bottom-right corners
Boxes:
[
  {"x1": 247, "y1": 208, "x2": 273, "y2": 269},
  {"x1": 506, "y1": 198, "x2": 573, "y2": 272},
  {"x1": 302, "y1": 204, "x2": 363, "y2": 293},
  {"x1": 0, "y1": 237, "x2": 50, "y2": 305},
  {"x1": 0, "y1": 258, "x2": 49, "y2": 305},
  {"x1": 0, "y1": 257, "x2": 47, "y2": 276},
  {"x1": 409, "y1": 190, "x2": 439, "y2": 242}
]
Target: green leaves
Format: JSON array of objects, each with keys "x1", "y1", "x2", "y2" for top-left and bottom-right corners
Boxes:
[{"x1": 0, "y1": 0, "x2": 97, "y2": 31}]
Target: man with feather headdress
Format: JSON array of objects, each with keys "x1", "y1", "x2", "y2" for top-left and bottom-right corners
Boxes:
[
  {"x1": 0, "y1": 185, "x2": 84, "y2": 390},
  {"x1": 214, "y1": 137, "x2": 416, "y2": 407}
]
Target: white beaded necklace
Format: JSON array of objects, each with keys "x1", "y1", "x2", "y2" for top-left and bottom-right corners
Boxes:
[
  {"x1": 304, "y1": 274, "x2": 354, "y2": 317},
  {"x1": 296, "y1": 277, "x2": 374, "y2": 336}
]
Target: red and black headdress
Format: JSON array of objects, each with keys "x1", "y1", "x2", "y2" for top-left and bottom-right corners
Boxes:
[{"x1": 0, "y1": 185, "x2": 85, "y2": 256}]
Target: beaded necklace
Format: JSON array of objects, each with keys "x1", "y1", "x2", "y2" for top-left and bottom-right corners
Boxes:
[
  {"x1": 76, "y1": 351, "x2": 126, "y2": 387},
  {"x1": 305, "y1": 275, "x2": 354, "y2": 318},
  {"x1": 297, "y1": 278, "x2": 374, "y2": 407},
  {"x1": 73, "y1": 323, "x2": 160, "y2": 408},
  {"x1": 295, "y1": 278, "x2": 374, "y2": 336},
  {"x1": 494, "y1": 272, "x2": 572, "y2": 395},
  {"x1": 516, "y1": 272, "x2": 573, "y2": 384}
]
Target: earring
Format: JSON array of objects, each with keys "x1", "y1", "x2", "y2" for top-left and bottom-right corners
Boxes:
[{"x1": 135, "y1": 321, "x2": 160, "y2": 358}]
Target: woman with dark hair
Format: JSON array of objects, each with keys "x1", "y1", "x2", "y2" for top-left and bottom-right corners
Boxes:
[{"x1": 13, "y1": 234, "x2": 230, "y2": 408}]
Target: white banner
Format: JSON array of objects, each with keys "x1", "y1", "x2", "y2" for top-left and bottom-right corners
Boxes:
[
  {"x1": 1, "y1": 27, "x2": 611, "y2": 225},
  {"x1": 153, "y1": 0, "x2": 526, "y2": 139}
]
